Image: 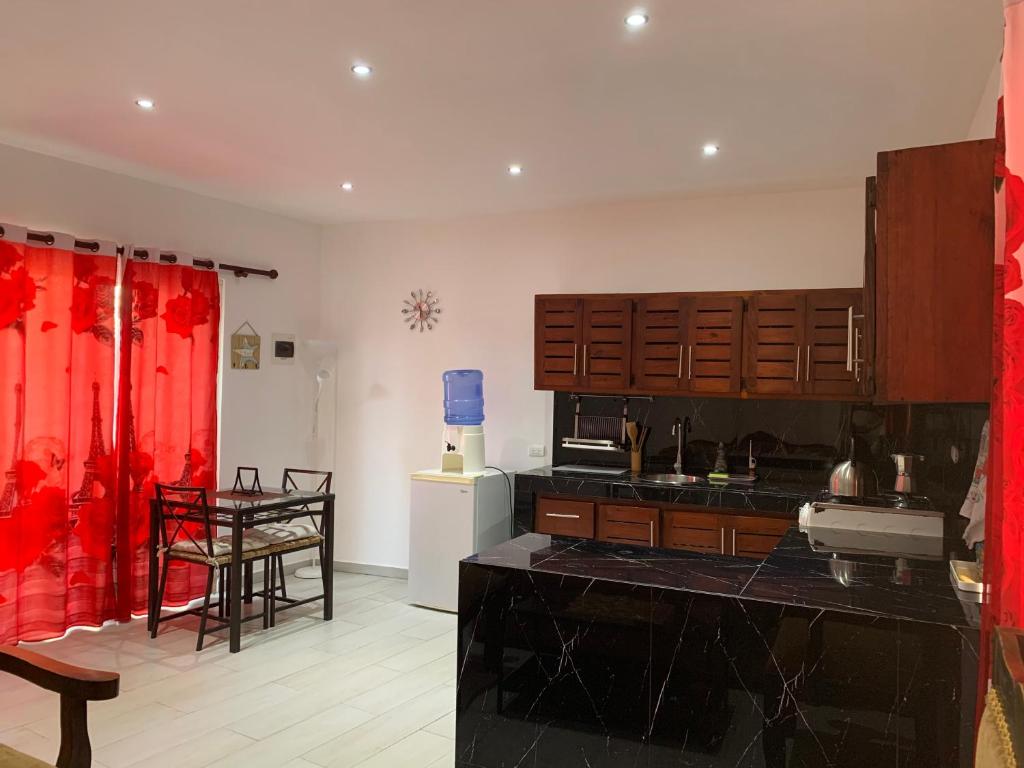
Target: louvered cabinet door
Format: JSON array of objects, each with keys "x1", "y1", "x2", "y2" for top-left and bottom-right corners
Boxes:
[
  {"x1": 534, "y1": 297, "x2": 581, "y2": 390},
  {"x1": 687, "y1": 295, "x2": 743, "y2": 393},
  {"x1": 804, "y1": 289, "x2": 866, "y2": 396},
  {"x1": 632, "y1": 296, "x2": 688, "y2": 392},
  {"x1": 744, "y1": 292, "x2": 806, "y2": 394},
  {"x1": 581, "y1": 298, "x2": 633, "y2": 391}
]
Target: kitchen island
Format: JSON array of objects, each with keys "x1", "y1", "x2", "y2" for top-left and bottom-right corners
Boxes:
[{"x1": 456, "y1": 528, "x2": 978, "y2": 767}]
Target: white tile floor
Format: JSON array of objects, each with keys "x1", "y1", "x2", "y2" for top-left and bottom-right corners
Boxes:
[{"x1": 0, "y1": 571, "x2": 458, "y2": 768}]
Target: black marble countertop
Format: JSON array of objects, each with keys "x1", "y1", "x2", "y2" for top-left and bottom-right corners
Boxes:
[
  {"x1": 517, "y1": 465, "x2": 823, "y2": 516},
  {"x1": 464, "y1": 526, "x2": 976, "y2": 628}
]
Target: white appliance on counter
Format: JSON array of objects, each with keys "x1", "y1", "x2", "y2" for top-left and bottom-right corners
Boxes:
[
  {"x1": 409, "y1": 469, "x2": 511, "y2": 612},
  {"x1": 798, "y1": 499, "x2": 945, "y2": 559}
]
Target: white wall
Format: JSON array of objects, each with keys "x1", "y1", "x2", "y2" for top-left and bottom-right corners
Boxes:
[
  {"x1": 0, "y1": 143, "x2": 322, "y2": 487},
  {"x1": 321, "y1": 185, "x2": 865, "y2": 569},
  {"x1": 967, "y1": 59, "x2": 1001, "y2": 139}
]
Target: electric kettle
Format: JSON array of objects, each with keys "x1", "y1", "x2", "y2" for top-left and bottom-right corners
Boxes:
[{"x1": 828, "y1": 437, "x2": 875, "y2": 497}]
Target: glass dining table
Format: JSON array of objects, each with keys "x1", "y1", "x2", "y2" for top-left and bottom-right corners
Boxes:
[{"x1": 147, "y1": 487, "x2": 335, "y2": 652}]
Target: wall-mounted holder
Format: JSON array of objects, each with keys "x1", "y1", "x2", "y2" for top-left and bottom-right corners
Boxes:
[{"x1": 232, "y1": 466, "x2": 263, "y2": 496}]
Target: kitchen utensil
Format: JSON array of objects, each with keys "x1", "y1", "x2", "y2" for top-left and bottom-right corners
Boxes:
[
  {"x1": 891, "y1": 453, "x2": 924, "y2": 494},
  {"x1": 626, "y1": 421, "x2": 639, "y2": 452},
  {"x1": 828, "y1": 437, "x2": 875, "y2": 497}
]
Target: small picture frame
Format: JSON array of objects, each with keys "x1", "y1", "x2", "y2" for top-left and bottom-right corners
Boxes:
[{"x1": 231, "y1": 322, "x2": 261, "y2": 370}]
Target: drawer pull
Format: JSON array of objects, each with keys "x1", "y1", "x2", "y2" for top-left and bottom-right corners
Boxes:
[
  {"x1": 546, "y1": 512, "x2": 580, "y2": 519},
  {"x1": 720, "y1": 528, "x2": 725, "y2": 554},
  {"x1": 732, "y1": 528, "x2": 736, "y2": 555},
  {"x1": 649, "y1": 520, "x2": 654, "y2": 546},
  {"x1": 677, "y1": 345, "x2": 683, "y2": 379}
]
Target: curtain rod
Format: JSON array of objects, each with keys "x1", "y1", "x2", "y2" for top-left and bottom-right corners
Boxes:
[{"x1": 0, "y1": 226, "x2": 278, "y2": 280}]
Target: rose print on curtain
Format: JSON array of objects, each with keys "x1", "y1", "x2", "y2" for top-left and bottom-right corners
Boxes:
[
  {"x1": 118, "y1": 259, "x2": 220, "y2": 615},
  {"x1": 0, "y1": 239, "x2": 117, "y2": 644}
]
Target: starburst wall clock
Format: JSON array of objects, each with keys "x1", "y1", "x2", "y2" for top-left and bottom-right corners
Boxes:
[{"x1": 402, "y1": 289, "x2": 442, "y2": 332}]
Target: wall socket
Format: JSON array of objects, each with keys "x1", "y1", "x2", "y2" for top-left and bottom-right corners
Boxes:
[{"x1": 529, "y1": 444, "x2": 547, "y2": 458}]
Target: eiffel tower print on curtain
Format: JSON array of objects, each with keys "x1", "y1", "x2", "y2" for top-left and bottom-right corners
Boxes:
[
  {"x1": 0, "y1": 384, "x2": 23, "y2": 518},
  {"x1": 70, "y1": 382, "x2": 106, "y2": 527}
]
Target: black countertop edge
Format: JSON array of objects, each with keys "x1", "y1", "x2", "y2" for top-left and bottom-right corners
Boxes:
[
  {"x1": 463, "y1": 528, "x2": 977, "y2": 629},
  {"x1": 516, "y1": 465, "x2": 822, "y2": 501}
]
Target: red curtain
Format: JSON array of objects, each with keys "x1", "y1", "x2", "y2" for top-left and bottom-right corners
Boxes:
[
  {"x1": 117, "y1": 259, "x2": 220, "y2": 617},
  {"x1": 0, "y1": 234, "x2": 221, "y2": 642},
  {"x1": 0, "y1": 240, "x2": 118, "y2": 643},
  {"x1": 982, "y1": 0, "x2": 1024, "y2": 699}
]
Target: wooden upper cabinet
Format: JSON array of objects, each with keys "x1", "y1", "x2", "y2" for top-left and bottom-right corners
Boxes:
[
  {"x1": 687, "y1": 295, "x2": 744, "y2": 393},
  {"x1": 581, "y1": 298, "x2": 632, "y2": 391},
  {"x1": 744, "y1": 292, "x2": 806, "y2": 395},
  {"x1": 875, "y1": 139, "x2": 995, "y2": 402},
  {"x1": 633, "y1": 295, "x2": 688, "y2": 392},
  {"x1": 535, "y1": 295, "x2": 633, "y2": 392},
  {"x1": 804, "y1": 289, "x2": 866, "y2": 397},
  {"x1": 535, "y1": 297, "x2": 582, "y2": 390}
]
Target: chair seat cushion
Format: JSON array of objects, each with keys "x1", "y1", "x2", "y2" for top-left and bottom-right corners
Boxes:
[
  {"x1": 169, "y1": 529, "x2": 278, "y2": 558},
  {"x1": 0, "y1": 744, "x2": 53, "y2": 768}
]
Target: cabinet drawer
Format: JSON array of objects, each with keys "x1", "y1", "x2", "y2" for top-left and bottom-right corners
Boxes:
[
  {"x1": 725, "y1": 514, "x2": 792, "y2": 558},
  {"x1": 597, "y1": 505, "x2": 658, "y2": 546},
  {"x1": 662, "y1": 510, "x2": 723, "y2": 554},
  {"x1": 535, "y1": 497, "x2": 595, "y2": 538}
]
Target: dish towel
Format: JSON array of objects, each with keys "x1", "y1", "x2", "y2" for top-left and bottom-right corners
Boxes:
[{"x1": 961, "y1": 419, "x2": 990, "y2": 548}]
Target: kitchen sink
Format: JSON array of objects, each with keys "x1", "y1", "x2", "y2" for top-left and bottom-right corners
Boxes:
[{"x1": 636, "y1": 473, "x2": 706, "y2": 485}]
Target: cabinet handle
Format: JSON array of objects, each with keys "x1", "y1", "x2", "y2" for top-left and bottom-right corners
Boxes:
[
  {"x1": 650, "y1": 520, "x2": 654, "y2": 546},
  {"x1": 687, "y1": 345, "x2": 693, "y2": 380},
  {"x1": 677, "y1": 345, "x2": 683, "y2": 379},
  {"x1": 805, "y1": 345, "x2": 811, "y2": 382},
  {"x1": 854, "y1": 329, "x2": 862, "y2": 383},
  {"x1": 720, "y1": 528, "x2": 725, "y2": 554},
  {"x1": 732, "y1": 528, "x2": 736, "y2": 556},
  {"x1": 846, "y1": 306, "x2": 854, "y2": 372},
  {"x1": 582, "y1": 345, "x2": 588, "y2": 377},
  {"x1": 546, "y1": 512, "x2": 580, "y2": 519},
  {"x1": 795, "y1": 345, "x2": 800, "y2": 382},
  {"x1": 572, "y1": 343, "x2": 578, "y2": 376}
]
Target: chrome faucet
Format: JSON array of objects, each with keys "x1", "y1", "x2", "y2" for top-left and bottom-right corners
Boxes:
[{"x1": 671, "y1": 416, "x2": 692, "y2": 474}]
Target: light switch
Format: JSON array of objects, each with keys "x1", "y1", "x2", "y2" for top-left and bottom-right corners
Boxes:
[{"x1": 529, "y1": 444, "x2": 546, "y2": 458}]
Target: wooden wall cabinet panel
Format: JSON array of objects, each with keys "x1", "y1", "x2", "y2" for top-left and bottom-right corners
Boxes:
[
  {"x1": 535, "y1": 497, "x2": 595, "y2": 538},
  {"x1": 535, "y1": 297, "x2": 581, "y2": 390},
  {"x1": 804, "y1": 289, "x2": 866, "y2": 397},
  {"x1": 875, "y1": 139, "x2": 995, "y2": 402},
  {"x1": 743, "y1": 292, "x2": 806, "y2": 395},
  {"x1": 632, "y1": 296, "x2": 688, "y2": 392},
  {"x1": 688, "y1": 295, "x2": 744, "y2": 393},
  {"x1": 581, "y1": 298, "x2": 633, "y2": 392},
  {"x1": 597, "y1": 504, "x2": 659, "y2": 546}
]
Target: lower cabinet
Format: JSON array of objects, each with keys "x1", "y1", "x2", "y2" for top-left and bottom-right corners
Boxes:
[
  {"x1": 729, "y1": 514, "x2": 792, "y2": 558},
  {"x1": 535, "y1": 497, "x2": 595, "y2": 538},
  {"x1": 535, "y1": 496, "x2": 793, "y2": 558},
  {"x1": 662, "y1": 509, "x2": 724, "y2": 554},
  {"x1": 596, "y1": 504, "x2": 659, "y2": 546},
  {"x1": 662, "y1": 507, "x2": 791, "y2": 558}
]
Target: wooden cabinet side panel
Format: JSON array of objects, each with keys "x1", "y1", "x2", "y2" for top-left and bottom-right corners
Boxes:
[{"x1": 876, "y1": 140, "x2": 994, "y2": 402}]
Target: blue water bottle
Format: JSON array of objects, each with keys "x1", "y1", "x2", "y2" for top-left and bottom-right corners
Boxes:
[{"x1": 443, "y1": 370, "x2": 484, "y2": 426}]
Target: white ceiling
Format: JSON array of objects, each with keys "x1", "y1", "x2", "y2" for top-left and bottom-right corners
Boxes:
[{"x1": 0, "y1": 1, "x2": 1002, "y2": 223}]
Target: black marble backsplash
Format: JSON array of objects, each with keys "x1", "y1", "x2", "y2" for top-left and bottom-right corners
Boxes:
[{"x1": 552, "y1": 393, "x2": 988, "y2": 515}]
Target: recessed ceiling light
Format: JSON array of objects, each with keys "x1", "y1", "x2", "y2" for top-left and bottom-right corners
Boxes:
[
  {"x1": 702, "y1": 143, "x2": 720, "y2": 157},
  {"x1": 340, "y1": 181, "x2": 354, "y2": 191},
  {"x1": 507, "y1": 164, "x2": 523, "y2": 176},
  {"x1": 624, "y1": 12, "x2": 649, "y2": 27},
  {"x1": 351, "y1": 63, "x2": 373, "y2": 78},
  {"x1": 135, "y1": 98, "x2": 155, "y2": 110}
]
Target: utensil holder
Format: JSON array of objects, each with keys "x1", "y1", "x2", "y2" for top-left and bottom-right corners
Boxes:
[{"x1": 630, "y1": 451, "x2": 642, "y2": 473}]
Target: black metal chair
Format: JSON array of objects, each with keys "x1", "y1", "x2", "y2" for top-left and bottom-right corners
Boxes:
[
  {"x1": 0, "y1": 645, "x2": 119, "y2": 768},
  {"x1": 272, "y1": 468, "x2": 333, "y2": 600},
  {"x1": 149, "y1": 484, "x2": 322, "y2": 650}
]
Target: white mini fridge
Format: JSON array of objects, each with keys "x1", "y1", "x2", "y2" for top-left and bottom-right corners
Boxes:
[{"x1": 408, "y1": 469, "x2": 511, "y2": 612}]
